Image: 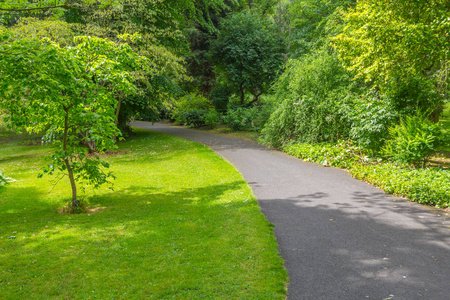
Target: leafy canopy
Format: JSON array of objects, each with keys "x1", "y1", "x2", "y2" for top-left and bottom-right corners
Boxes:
[
  {"x1": 332, "y1": 0, "x2": 450, "y2": 115},
  {"x1": 0, "y1": 30, "x2": 147, "y2": 210},
  {"x1": 211, "y1": 11, "x2": 286, "y2": 104}
]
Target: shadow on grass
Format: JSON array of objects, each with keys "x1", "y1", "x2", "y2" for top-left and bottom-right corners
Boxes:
[
  {"x1": 90, "y1": 180, "x2": 249, "y2": 208},
  {"x1": 111, "y1": 130, "x2": 219, "y2": 167},
  {"x1": 131, "y1": 121, "x2": 267, "y2": 152},
  {"x1": 0, "y1": 179, "x2": 283, "y2": 299},
  {"x1": 0, "y1": 186, "x2": 49, "y2": 214},
  {"x1": 0, "y1": 154, "x2": 35, "y2": 163}
]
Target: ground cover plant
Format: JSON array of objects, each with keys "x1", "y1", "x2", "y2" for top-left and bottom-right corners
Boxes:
[
  {"x1": 0, "y1": 128, "x2": 287, "y2": 299},
  {"x1": 284, "y1": 142, "x2": 450, "y2": 208}
]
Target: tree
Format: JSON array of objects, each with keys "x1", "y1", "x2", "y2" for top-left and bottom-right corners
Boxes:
[
  {"x1": 62, "y1": 0, "x2": 234, "y2": 130},
  {"x1": 0, "y1": 30, "x2": 147, "y2": 211},
  {"x1": 287, "y1": 0, "x2": 355, "y2": 57},
  {"x1": 211, "y1": 11, "x2": 286, "y2": 105},
  {"x1": 331, "y1": 0, "x2": 450, "y2": 119}
]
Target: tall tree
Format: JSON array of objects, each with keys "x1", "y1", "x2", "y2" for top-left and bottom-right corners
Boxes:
[
  {"x1": 211, "y1": 11, "x2": 286, "y2": 104},
  {"x1": 286, "y1": 0, "x2": 355, "y2": 57},
  {"x1": 332, "y1": 0, "x2": 450, "y2": 118}
]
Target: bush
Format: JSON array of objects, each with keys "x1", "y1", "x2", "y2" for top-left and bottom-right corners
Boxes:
[
  {"x1": 284, "y1": 141, "x2": 370, "y2": 169},
  {"x1": 381, "y1": 115, "x2": 444, "y2": 167},
  {"x1": 260, "y1": 50, "x2": 357, "y2": 148},
  {"x1": 223, "y1": 103, "x2": 274, "y2": 132},
  {"x1": 171, "y1": 93, "x2": 219, "y2": 128},
  {"x1": 261, "y1": 95, "x2": 352, "y2": 148},
  {"x1": 351, "y1": 163, "x2": 449, "y2": 208},
  {"x1": 344, "y1": 92, "x2": 398, "y2": 153},
  {"x1": 0, "y1": 170, "x2": 12, "y2": 187},
  {"x1": 284, "y1": 141, "x2": 450, "y2": 208}
]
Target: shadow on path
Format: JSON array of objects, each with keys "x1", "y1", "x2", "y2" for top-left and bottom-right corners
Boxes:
[{"x1": 131, "y1": 121, "x2": 450, "y2": 300}]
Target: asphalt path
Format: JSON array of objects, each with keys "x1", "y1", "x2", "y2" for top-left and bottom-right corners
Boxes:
[{"x1": 132, "y1": 121, "x2": 450, "y2": 300}]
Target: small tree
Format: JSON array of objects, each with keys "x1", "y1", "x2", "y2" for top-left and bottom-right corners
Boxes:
[
  {"x1": 0, "y1": 30, "x2": 147, "y2": 212},
  {"x1": 211, "y1": 11, "x2": 286, "y2": 105}
]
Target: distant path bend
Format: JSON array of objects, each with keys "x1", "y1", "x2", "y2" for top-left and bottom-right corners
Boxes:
[{"x1": 132, "y1": 121, "x2": 450, "y2": 300}]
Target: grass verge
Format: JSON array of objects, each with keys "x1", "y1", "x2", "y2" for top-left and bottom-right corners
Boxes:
[{"x1": 0, "y1": 128, "x2": 287, "y2": 299}]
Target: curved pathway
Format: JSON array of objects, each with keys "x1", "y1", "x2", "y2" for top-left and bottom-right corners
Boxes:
[{"x1": 132, "y1": 121, "x2": 450, "y2": 300}]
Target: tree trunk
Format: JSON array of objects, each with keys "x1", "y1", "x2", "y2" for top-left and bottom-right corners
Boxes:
[
  {"x1": 245, "y1": 92, "x2": 262, "y2": 107},
  {"x1": 253, "y1": 93, "x2": 260, "y2": 103},
  {"x1": 114, "y1": 97, "x2": 123, "y2": 142},
  {"x1": 115, "y1": 97, "x2": 123, "y2": 126},
  {"x1": 63, "y1": 107, "x2": 79, "y2": 211},
  {"x1": 240, "y1": 85, "x2": 245, "y2": 105}
]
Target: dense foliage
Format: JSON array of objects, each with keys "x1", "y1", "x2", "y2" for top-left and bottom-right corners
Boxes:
[
  {"x1": 260, "y1": 50, "x2": 356, "y2": 148},
  {"x1": 211, "y1": 11, "x2": 286, "y2": 105},
  {"x1": 171, "y1": 93, "x2": 219, "y2": 128},
  {"x1": 352, "y1": 163, "x2": 450, "y2": 208},
  {"x1": 381, "y1": 115, "x2": 445, "y2": 167},
  {"x1": 332, "y1": 0, "x2": 450, "y2": 119}
]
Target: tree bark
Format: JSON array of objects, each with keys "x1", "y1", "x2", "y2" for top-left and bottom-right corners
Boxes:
[
  {"x1": 63, "y1": 107, "x2": 78, "y2": 210},
  {"x1": 115, "y1": 97, "x2": 123, "y2": 126},
  {"x1": 114, "y1": 96, "x2": 123, "y2": 142}
]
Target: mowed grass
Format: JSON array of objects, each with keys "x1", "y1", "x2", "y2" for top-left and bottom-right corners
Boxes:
[{"x1": 0, "y1": 128, "x2": 287, "y2": 299}]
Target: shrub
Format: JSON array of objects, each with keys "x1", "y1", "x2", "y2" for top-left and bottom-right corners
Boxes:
[
  {"x1": 223, "y1": 107, "x2": 259, "y2": 131},
  {"x1": 351, "y1": 163, "x2": 449, "y2": 208},
  {"x1": 261, "y1": 95, "x2": 351, "y2": 148},
  {"x1": 204, "y1": 109, "x2": 220, "y2": 128},
  {"x1": 223, "y1": 103, "x2": 274, "y2": 132},
  {"x1": 0, "y1": 170, "x2": 12, "y2": 187},
  {"x1": 284, "y1": 141, "x2": 370, "y2": 169},
  {"x1": 381, "y1": 115, "x2": 444, "y2": 168},
  {"x1": 344, "y1": 92, "x2": 398, "y2": 153},
  {"x1": 260, "y1": 50, "x2": 357, "y2": 148},
  {"x1": 171, "y1": 93, "x2": 219, "y2": 128}
]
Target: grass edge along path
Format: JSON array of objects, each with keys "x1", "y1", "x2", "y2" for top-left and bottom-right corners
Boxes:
[{"x1": 0, "y1": 128, "x2": 288, "y2": 299}]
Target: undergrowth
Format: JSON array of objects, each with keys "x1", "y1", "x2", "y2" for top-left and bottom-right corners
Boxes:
[{"x1": 285, "y1": 142, "x2": 450, "y2": 208}]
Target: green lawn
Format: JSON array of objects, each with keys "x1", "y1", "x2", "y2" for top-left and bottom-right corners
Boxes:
[{"x1": 0, "y1": 128, "x2": 287, "y2": 299}]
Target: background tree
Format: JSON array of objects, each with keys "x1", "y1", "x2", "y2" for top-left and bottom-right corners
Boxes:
[
  {"x1": 287, "y1": 0, "x2": 355, "y2": 57},
  {"x1": 332, "y1": 0, "x2": 450, "y2": 119},
  {"x1": 211, "y1": 11, "x2": 286, "y2": 105}
]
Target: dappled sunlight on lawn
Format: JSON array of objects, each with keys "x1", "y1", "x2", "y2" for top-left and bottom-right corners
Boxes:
[{"x1": 0, "y1": 129, "x2": 287, "y2": 299}]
